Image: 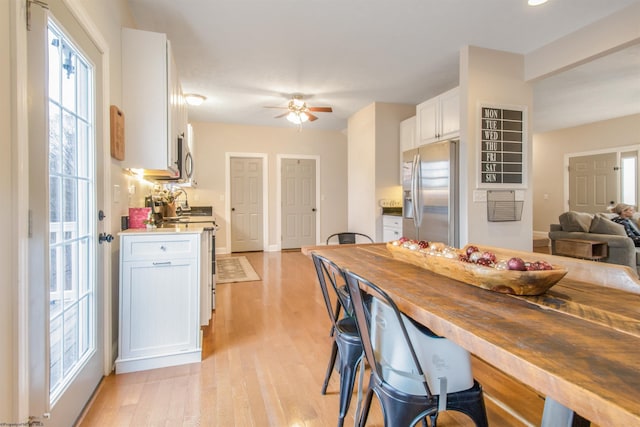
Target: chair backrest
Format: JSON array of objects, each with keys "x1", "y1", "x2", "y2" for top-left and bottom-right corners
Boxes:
[
  {"x1": 370, "y1": 298, "x2": 473, "y2": 395},
  {"x1": 326, "y1": 232, "x2": 374, "y2": 245},
  {"x1": 344, "y1": 269, "x2": 473, "y2": 397},
  {"x1": 344, "y1": 269, "x2": 433, "y2": 398},
  {"x1": 312, "y1": 253, "x2": 353, "y2": 327}
]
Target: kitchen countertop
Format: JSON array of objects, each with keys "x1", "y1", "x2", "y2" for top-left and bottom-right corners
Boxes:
[{"x1": 119, "y1": 226, "x2": 209, "y2": 236}]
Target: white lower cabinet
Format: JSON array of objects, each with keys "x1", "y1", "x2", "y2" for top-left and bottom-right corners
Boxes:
[
  {"x1": 116, "y1": 232, "x2": 202, "y2": 374},
  {"x1": 383, "y1": 215, "x2": 403, "y2": 242}
]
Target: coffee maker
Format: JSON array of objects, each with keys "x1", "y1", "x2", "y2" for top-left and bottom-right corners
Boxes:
[{"x1": 144, "y1": 195, "x2": 164, "y2": 225}]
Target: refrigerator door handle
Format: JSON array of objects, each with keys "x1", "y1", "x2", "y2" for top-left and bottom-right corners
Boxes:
[{"x1": 412, "y1": 153, "x2": 420, "y2": 230}]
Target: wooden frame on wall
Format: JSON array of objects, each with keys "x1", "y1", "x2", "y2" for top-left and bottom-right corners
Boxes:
[{"x1": 477, "y1": 103, "x2": 528, "y2": 189}]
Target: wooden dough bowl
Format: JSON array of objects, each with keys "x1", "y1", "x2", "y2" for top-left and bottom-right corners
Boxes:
[{"x1": 386, "y1": 243, "x2": 568, "y2": 296}]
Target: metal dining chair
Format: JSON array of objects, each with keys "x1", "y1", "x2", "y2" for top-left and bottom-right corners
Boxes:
[
  {"x1": 326, "y1": 232, "x2": 374, "y2": 245},
  {"x1": 312, "y1": 253, "x2": 364, "y2": 427},
  {"x1": 344, "y1": 268, "x2": 488, "y2": 427},
  {"x1": 324, "y1": 232, "x2": 374, "y2": 323}
]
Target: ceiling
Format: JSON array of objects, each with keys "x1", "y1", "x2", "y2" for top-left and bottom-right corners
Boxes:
[{"x1": 126, "y1": 0, "x2": 640, "y2": 132}]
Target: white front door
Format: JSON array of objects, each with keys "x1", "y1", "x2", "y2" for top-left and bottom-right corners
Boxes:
[
  {"x1": 569, "y1": 152, "x2": 618, "y2": 213},
  {"x1": 281, "y1": 158, "x2": 317, "y2": 249},
  {"x1": 27, "y1": 2, "x2": 105, "y2": 425},
  {"x1": 230, "y1": 157, "x2": 264, "y2": 252}
]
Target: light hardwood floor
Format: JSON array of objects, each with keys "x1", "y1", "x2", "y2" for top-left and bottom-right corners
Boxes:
[{"x1": 78, "y1": 250, "x2": 548, "y2": 426}]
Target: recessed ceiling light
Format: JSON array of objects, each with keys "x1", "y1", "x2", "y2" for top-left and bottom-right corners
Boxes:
[
  {"x1": 184, "y1": 93, "x2": 206, "y2": 106},
  {"x1": 528, "y1": 0, "x2": 548, "y2": 5}
]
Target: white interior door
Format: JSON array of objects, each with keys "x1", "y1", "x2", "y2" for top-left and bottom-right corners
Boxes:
[
  {"x1": 569, "y1": 152, "x2": 618, "y2": 213},
  {"x1": 281, "y1": 158, "x2": 317, "y2": 249},
  {"x1": 27, "y1": 2, "x2": 104, "y2": 425},
  {"x1": 230, "y1": 157, "x2": 264, "y2": 252}
]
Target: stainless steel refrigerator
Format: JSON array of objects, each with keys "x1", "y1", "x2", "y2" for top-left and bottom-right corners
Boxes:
[{"x1": 402, "y1": 139, "x2": 459, "y2": 246}]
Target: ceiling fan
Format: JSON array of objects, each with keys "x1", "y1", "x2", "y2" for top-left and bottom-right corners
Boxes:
[{"x1": 265, "y1": 95, "x2": 333, "y2": 125}]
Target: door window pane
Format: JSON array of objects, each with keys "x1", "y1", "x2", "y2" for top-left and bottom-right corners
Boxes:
[
  {"x1": 621, "y1": 154, "x2": 637, "y2": 206},
  {"x1": 47, "y1": 19, "x2": 96, "y2": 403}
]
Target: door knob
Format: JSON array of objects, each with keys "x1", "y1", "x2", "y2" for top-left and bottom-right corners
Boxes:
[
  {"x1": 231, "y1": 208, "x2": 235, "y2": 211},
  {"x1": 312, "y1": 208, "x2": 316, "y2": 212},
  {"x1": 98, "y1": 233, "x2": 114, "y2": 244}
]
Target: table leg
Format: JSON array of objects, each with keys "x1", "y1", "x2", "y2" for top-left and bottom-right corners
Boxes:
[{"x1": 541, "y1": 398, "x2": 590, "y2": 427}]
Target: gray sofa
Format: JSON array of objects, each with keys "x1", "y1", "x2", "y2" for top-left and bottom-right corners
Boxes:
[{"x1": 548, "y1": 211, "x2": 640, "y2": 273}]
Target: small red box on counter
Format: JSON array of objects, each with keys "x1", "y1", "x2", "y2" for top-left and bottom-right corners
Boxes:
[{"x1": 128, "y1": 207, "x2": 152, "y2": 229}]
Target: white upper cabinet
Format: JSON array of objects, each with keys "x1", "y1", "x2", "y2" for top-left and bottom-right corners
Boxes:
[
  {"x1": 121, "y1": 28, "x2": 184, "y2": 176},
  {"x1": 399, "y1": 116, "x2": 416, "y2": 183},
  {"x1": 416, "y1": 86, "x2": 460, "y2": 145},
  {"x1": 400, "y1": 116, "x2": 417, "y2": 153}
]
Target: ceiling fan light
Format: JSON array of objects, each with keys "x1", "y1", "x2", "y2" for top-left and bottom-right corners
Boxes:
[
  {"x1": 299, "y1": 112, "x2": 309, "y2": 122},
  {"x1": 528, "y1": 0, "x2": 548, "y2": 5},
  {"x1": 291, "y1": 98, "x2": 306, "y2": 109},
  {"x1": 286, "y1": 111, "x2": 302, "y2": 124},
  {"x1": 184, "y1": 93, "x2": 206, "y2": 106}
]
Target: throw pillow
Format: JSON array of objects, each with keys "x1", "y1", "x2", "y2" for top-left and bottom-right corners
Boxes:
[
  {"x1": 589, "y1": 214, "x2": 626, "y2": 236},
  {"x1": 559, "y1": 211, "x2": 593, "y2": 232}
]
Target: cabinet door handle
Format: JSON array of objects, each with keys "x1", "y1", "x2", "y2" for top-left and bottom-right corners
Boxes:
[{"x1": 153, "y1": 261, "x2": 172, "y2": 266}]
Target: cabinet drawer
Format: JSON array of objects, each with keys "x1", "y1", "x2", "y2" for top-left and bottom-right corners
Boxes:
[
  {"x1": 122, "y1": 234, "x2": 198, "y2": 261},
  {"x1": 382, "y1": 215, "x2": 402, "y2": 228}
]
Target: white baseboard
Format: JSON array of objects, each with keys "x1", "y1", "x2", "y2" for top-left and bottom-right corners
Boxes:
[{"x1": 533, "y1": 230, "x2": 550, "y2": 240}]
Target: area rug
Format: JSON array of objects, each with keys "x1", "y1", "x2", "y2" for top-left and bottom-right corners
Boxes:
[{"x1": 217, "y1": 256, "x2": 261, "y2": 283}]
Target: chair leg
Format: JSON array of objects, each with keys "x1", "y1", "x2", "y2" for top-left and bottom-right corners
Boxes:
[
  {"x1": 322, "y1": 341, "x2": 338, "y2": 395},
  {"x1": 336, "y1": 344, "x2": 363, "y2": 425},
  {"x1": 358, "y1": 386, "x2": 375, "y2": 427}
]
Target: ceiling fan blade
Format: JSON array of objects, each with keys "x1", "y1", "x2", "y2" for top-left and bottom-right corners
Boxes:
[
  {"x1": 264, "y1": 106, "x2": 287, "y2": 109},
  {"x1": 307, "y1": 106, "x2": 333, "y2": 113},
  {"x1": 274, "y1": 113, "x2": 288, "y2": 118},
  {"x1": 306, "y1": 113, "x2": 319, "y2": 121}
]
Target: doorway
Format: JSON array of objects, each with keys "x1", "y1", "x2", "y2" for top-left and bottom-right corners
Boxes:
[
  {"x1": 279, "y1": 156, "x2": 318, "y2": 249},
  {"x1": 567, "y1": 148, "x2": 639, "y2": 213},
  {"x1": 228, "y1": 155, "x2": 266, "y2": 252},
  {"x1": 568, "y1": 152, "x2": 617, "y2": 213},
  {"x1": 26, "y1": 1, "x2": 106, "y2": 425}
]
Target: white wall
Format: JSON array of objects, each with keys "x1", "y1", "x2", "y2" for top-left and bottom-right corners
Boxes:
[
  {"x1": 190, "y1": 122, "x2": 348, "y2": 252},
  {"x1": 460, "y1": 46, "x2": 534, "y2": 251},
  {"x1": 347, "y1": 102, "x2": 414, "y2": 240},
  {"x1": 348, "y1": 104, "x2": 377, "y2": 238}
]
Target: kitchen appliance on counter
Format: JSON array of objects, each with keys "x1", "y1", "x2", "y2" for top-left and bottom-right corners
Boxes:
[{"x1": 402, "y1": 140, "x2": 459, "y2": 246}]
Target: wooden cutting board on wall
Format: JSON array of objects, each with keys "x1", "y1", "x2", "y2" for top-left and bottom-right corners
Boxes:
[{"x1": 110, "y1": 105, "x2": 125, "y2": 160}]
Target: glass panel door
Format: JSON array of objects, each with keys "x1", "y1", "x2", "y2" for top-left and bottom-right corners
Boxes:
[
  {"x1": 47, "y1": 20, "x2": 96, "y2": 403},
  {"x1": 27, "y1": 2, "x2": 104, "y2": 423}
]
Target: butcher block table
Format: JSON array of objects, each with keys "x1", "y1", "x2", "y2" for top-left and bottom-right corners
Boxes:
[{"x1": 303, "y1": 243, "x2": 640, "y2": 426}]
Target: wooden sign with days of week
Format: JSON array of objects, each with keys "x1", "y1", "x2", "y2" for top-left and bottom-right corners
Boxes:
[
  {"x1": 480, "y1": 106, "x2": 524, "y2": 185},
  {"x1": 110, "y1": 105, "x2": 125, "y2": 160}
]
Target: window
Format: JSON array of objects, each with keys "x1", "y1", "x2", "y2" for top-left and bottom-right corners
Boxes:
[{"x1": 621, "y1": 152, "x2": 637, "y2": 207}]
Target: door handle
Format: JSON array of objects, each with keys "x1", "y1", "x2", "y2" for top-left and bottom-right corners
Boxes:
[
  {"x1": 231, "y1": 208, "x2": 235, "y2": 211},
  {"x1": 98, "y1": 233, "x2": 114, "y2": 244},
  {"x1": 312, "y1": 208, "x2": 316, "y2": 212}
]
